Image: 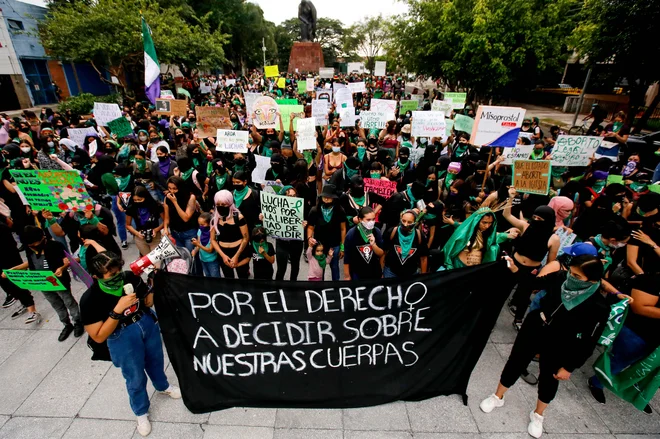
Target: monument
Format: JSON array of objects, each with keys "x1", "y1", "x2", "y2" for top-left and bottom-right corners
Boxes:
[{"x1": 288, "y1": 0, "x2": 325, "y2": 74}]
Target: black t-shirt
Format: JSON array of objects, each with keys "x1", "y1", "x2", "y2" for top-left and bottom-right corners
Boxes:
[
  {"x1": 250, "y1": 243, "x2": 275, "y2": 280},
  {"x1": 125, "y1": 203, "x2": 163, "y2": 231},
  {"x1": 308, "y1": 204, "x2": 347, "y2": 248},
  {"x1": 339, "y1": 192, "x2": 386, "y2": 227},
  {"x1": 344, "y1": 226, "x2": 383, "y2": 279},
  {"x1": 79, "y1": 271, "x2": 150, "y2": 326},
  {"x1": 384, "y1": 227, "x2": 428, "y2": 278},
  {"x1": 0, "y1": 220, "x2": 22, "y2": 269},
  {"x1": 629, "y1": 229, "x2": 660, "y2": 274},
  {"x1": 625, "y1": 274, "x2": 660, "y2": 348}
]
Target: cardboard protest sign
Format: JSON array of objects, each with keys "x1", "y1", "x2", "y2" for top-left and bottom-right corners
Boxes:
[
  {"x1": 319, "y1": 67, "x2": 334, "y2": 79},
  {"x1": 551, "y1": 135, "x2": 602, "y2": 167},
  {"x1": 279, "y1": 105, "x2": 305, "y2": 132},
  {"x1": 348, "y1": 82, "x2": 366, "y2": 94},
  {"x1": 306, "y1": 78, "x2": 314, "y2": 92},
  {"x1": 370, "y1": 99, "x2": 397, "y2": 122},
  {"x1": 312, "y1": 100, "x2": 329, "y2": 126},
  {"x1": 170, "y1": 99, "x2": 188, "y2": 117},
  {"x1": 252, "y1": 96, "x2": 280, "y2": 129},
  {"x1": 5, "y1": 269, "x2": 66, "y2": 291},
  {"x1": 297, "y1": 81, "x2": 307, "y2": 94},
  {"x1": 216, "y1": 129, "x2": 249, "y2": 153},
  {"x1": 160, "y1": 90, "x2": 175, "y2": 99},
  {"x1": 339, "y1": 106, "x2": 359, "y2": 127},
  {"x1": 445, "y1": 119, "x2": 454, "y2": 137},
  {"x1": 364, "y1": 178, "x2": 397, "y2": 199},
  {"x1": 196, "y1": 107, "x2": 232, "y2": 138},
  {"x1": 375, "y1": 61, "x2": 386, "y2": 77},
  {"x1": 67, "y1": 127, "x2": 97, "y2": 147},
  {"x1": 156, "y1": 100, "x2": 172, "y2": 114},
  {"x1": 360, "y1": 111, "x2": 387, "y2": 130},
  {"x1": 471, "y1": 106, "x2": 526, "y2": 147},
  {"x1": 106, "y1": 117, "x2": 133, "y2": 139},
  {"x1": 335, "y1": 88, "x2": 353, "y2": 108},
  {"x1": 296, "y1": 118, "x2": 317, "y2": 150},
  {"x1": 431, "y1": 100, "x2": 453, "y2": 117},
  {"x1": 444, "y1": 92, "x2": 467, "y2": 109},
  {"x1": 513, "y1": 160, "x2": 551, "y2": 195},
  {"x1": 260, "y1": 192, "x2": 305, "y2": 241},
  {"x1": 453, "y1": 115, "x2": 474, "y2": 134},
  {"x1": 411, "y1": 111, "x2": 446, "y2": 137},
  {"x1": 93, "y1": 102, "x2": 122, "y2": 126},
  {"x1": 277, "y1": 78, "x2": 286, "y2": 89},
  {"x1": 265, "y1": 65, "x2": 279, "y2": 78},
  {"x1": 501, "y1": 145, "x2": 534, "y2": 165},
  {"x1": 10, "y1": 170, "x2": 93, "y2": 211},
  {"x1": 607, "y1": 174, "x2": 624, "y2": 185},
  {"x1": 244, "y1": 92, "x2": 261, "y2": 116},
  {"x1": 252, "y1": 155, "x2": 270, "y2": 184},
  {"x1": 399, "y1": 100, "x2": 418, "y2": 115}
]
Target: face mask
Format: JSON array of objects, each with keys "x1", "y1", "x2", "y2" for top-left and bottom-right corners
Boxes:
[
  {"x1": 610, "y1": 241, "x2": 626, "y2": 249},
  {"x1": 200, "y1": 226, "x2": 210, "y2": 233},
  {"x1": 150, "y1": 138, "x2": 159, "y2": 143},
  {"x1": 368, "y1": 138, "x2": 377, "y2": 145},
  {"x1": 139, "y1": 135, "x2": 148, "y2": 142},
  {"x1": 47, "y1": 141, "x2": 55, "y2": 148},
  {"x1": 362, "y1": 220, "x2": 375, "y2": 230},
  {"x1": 322, "y1": 200, "x2": 334, "y2": 207},
  {"x1": 370, "y1": 172, "x2": 380, "y2": 179},
  {"x1": 271, "y1": 163, "x2": 283, "y2": 172},
  {"x1": 402, "y1": 134, "x2": 410, "y2": 141},
  {"x1": 157, "y1": 156, "x2": 168, "y2": 162},
  {"x1": 216, "y1": 205, "x2": 230, "y2": 217},
  {"x1": 427, "y1": 178, "x2": 435, "y2": 187},
  {"x1": 98, "y1": 272, "x2": 125, "y2": 297},
  {"x1": 352, "y1": 187, "x2": 365, "y2": 197},
  {"x1": 234, "y1": 158, "x2": 246, "y2": 166},
  {"x1": 419, "y1": 138, "x2": 428, "y2": 145},
  {"x1": 399, "y1": 222, "x2": 412, "y2": 234},
  {"x1": 399, "y1": 156, "x2": 409, "y2": 164},
  {"x1": 21, "y1": 147, "x2": 31, "y2": 154},
  {"x1": 332, "y1": 147, "x2": 341, "y2": 153}
]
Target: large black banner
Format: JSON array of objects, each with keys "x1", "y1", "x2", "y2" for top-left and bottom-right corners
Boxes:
[{"x1": 154, "y1": 262, "x2": 511, "y2": 414}]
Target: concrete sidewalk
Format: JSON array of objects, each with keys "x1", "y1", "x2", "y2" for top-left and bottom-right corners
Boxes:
[
  {"x1": 0, "y1": 240, "x2": 658, "y2": 439},
  {"x1": 514, "y1": 102, "x2": 590, "y2": 131}
]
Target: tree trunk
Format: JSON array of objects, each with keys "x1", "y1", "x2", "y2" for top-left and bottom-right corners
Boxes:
[{"x1": 632, "y1": 90, "x2": 660, "y2": 134}]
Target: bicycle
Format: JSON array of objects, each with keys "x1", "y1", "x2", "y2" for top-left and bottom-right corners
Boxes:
[{"x1": 568, "y1": 116, "x2": 591, "y2": 135}]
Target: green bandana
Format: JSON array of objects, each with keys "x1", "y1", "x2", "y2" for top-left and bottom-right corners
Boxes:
[
  {"x1": 98, "y1": 272, "x2": 125, "y2": 297},
  {"x1": 397, "y1": 226, "x2": 415, "y2": 259},
  {"x1": 426, "y1": 178, "x2": 435, "y2": 187},
  {"x1": 613, "y1": 121, "x2": 623, "y2": 132},
  {"x1": 135, "y1": 158, "x2": 146, "y2": 173},
  {"x1": 345, "y1": 163, "x2": 358, "y2": 179},
  {"x1": 357, "y1": 222, "x2": 372, "y2": 243},
  {"x1": 80, "y1": 215, "x2": 100, "y2": 226},
  {"x1": 444, "y1": 173, "x2": 455, "y2": 190},
  {"x1": 303, "y1": 150, "x2": 313, "y2": 165},
  {"x1": 454, "y1": 143, "x2": 468, "y2": 157},
  {"x1": 321, "y1": 205, "x2": 334, "y2": 223},
  {"x1": 262, "y1": 144, "x2": 273, "y2": 158},
  {"x1": 233, "y1": 164, "x2": 245, "y2": 173},
  {"x1": 192, "y1": 157, "x2": 200, "y2": 168},
  {"x1": 592, "y1": 180, "x2": 606, "y2": 193},
  {"x1": 396, "y1": 160, "x2": 408, "y2": 175},
  {"x1": 181, "y1": 168, "x2": 194, "y2": 181},
  {"x1": 370, "y1": 172, "x2": 381, "y2": 179},
  {"x1": 207, "y1": 161, "x2": 213, "y2": 176},
  {"x1": 115, "y1": 175, "x2": 131, "y2": 191},
  {"x1": 351, "y1": 195, "x2": 366, "y2": 207},
  {"x1": 631, "y1": 182, "x2": 647, "y2": 193},
  {"x1": 78, "y1": 245, "x2": 88, "y2": 271},
  {"x1": 314, "y1": 253, "x2": 327, "y2": 270},
  {"x1": 530, "y1": 149, "x2": 545, "y2": 160},
  {"x1": 252, "y1": 241, "x2": 269, "y2": 259},
  {"x1": 406, "y1": 186, "x2": 417, "y2": 208},
  {"x1": 215, "y1": 173, "x2": 228, "y2": 190},
  {"x1": 356, "y1": 147, "x2": 366, "y2": 161},
  {"x1": 561, "y1": 273, "x2": 600, "y2": 310},
  {"x1": 233, "y1": 185, "x2": 249, "y2": 208},
  {"x1": 441, "y1": 208, "x2": 499, "y2": 270},
  {"x1": 437, "y1": 170, "x2": 447, "y2": 180},
  {"x1": 593, "y1": 234, "x2": 613, "y2": 271}
]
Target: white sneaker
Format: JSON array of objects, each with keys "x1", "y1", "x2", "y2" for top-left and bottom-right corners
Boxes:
[
  {"x1": 479, "y1": 393, "x2": 504, "y2": 413},
  {"x1": 528, "y1": 410, "x2": 544, "y2": 438},
  {"x1": 160, "y1": 385, "x2": 181, "y2": 399},
  {"x1": 136, "y1": 414, "x2": 151, "y2": 437}
]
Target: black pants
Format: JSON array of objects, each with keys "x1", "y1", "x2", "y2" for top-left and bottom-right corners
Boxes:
[
  {"x1": 510, "y1": 257, "x2": 541, "y2": 321},
  {"x1": 218, "y1": 245, "x2": 250, "y2": 279},
  {"x1": 276, "y1": 239, "x2": 303, "y2": 281},
  {"x1": 500, "y1": 310, "x2": 563, "y2": 404},
  {"x1": 0, "y1": 275, "x2": 34, "y2": 308}
]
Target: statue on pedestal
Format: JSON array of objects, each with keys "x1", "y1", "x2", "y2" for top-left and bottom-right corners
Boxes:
[{"x1": 298, "y1": 0, "x2": 317, "y2": 42}]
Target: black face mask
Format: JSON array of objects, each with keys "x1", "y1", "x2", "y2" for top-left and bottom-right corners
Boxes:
[
  {"x1": 352, "y1": 187, "x2": 365, "y2": 197},
  {"x1": 399, "y1": 223, "x2": 413, "y2": 234},
  {"x1": 368, "y1": 138, "x2": 378, "y2": 146},
  {"x1": 322, "y1": 200, "x2": 334, "y2": 207},
  {"x1": 271, "y1": 163, "x2": 284, "y2": 173},
  {"x1": 157, "y1": 156, "x2": 168, "y2": 162},
  {"x1": 234, "y1": 158, "x2": 246, "y2": 166},
  {"x1": 234, "y1": 184, "x2": 245, "y2": 191},
  {"x1": 216, "y1": 205, "x2": 230, "y2": 217},
  {"x1": 253, "y1": 235, "x2": 266, "y2": 242}
]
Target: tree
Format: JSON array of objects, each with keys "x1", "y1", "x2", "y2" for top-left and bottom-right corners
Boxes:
[
  {"x1": 39, "y1": 0, "x2": 228, "y2": 93},
  {"x1": 570, "y1": 0, "x2": 660, "y2": 132},
  {"x1": 345, "y1": 16, "x2": 389, "y2": 72},
  {"x1": 273, "y1": 17, "x2": 350, "y2": 69}
]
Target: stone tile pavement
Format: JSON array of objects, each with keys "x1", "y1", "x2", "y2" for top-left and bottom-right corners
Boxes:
[{"x1": 0, "y1": 239, "x2": 658, "y2": 439}]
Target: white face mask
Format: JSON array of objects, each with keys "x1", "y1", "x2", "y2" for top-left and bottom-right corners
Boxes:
[
  {"x1": 21, "y1": 147, "x2": 31, "y2": 153},
  {"x1": 47, "y1": 141, "x2": 55, "y2": 148},
  {"x1": 610, "y1": 241, "x2": 626, "y2": 249},
  {"x1": 362, "y1": 220, "x2": 375, "y2": 230},
  {"x1": 139, "y1": 135, "x2": 147, "y2": 142},
  {"x1": 332, "y1": 147, "x2": 341, "y2": 153}
]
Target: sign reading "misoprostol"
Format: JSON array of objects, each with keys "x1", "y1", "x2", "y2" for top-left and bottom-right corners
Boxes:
[{"x1": 471, "y1": 106, "x2": 526, "y2": 147}]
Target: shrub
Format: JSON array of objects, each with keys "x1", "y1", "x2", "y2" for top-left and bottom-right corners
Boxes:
[{"x1": 58, "y1": 93, "x2": 121, "y2": 116}]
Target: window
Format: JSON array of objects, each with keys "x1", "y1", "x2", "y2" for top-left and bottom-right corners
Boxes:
[{"x1": 7, "y1": 20, "x2": 24, "y2": 31}]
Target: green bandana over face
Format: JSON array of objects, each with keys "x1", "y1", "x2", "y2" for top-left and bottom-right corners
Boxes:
[
  {"x1": 345, "y1": 163, "x2": 358, "y2": 179},
  {"x1": 233, "y1": 185, "x2": 249, "y2": 207},
  {"x1": 98, "y1": 272, "x2": 125, "y2": 297},
  {"x1": 370, "y1": 172, "x2": 380, "y2": 179},
  {"x1": 357, "y1": 147, "x2": 366, "y2": 161},
  {"x1": 135, "y1": 158, "x2": 146, "y2": 173},
  {"x1": 561, "y1": 273, "x2": 600, "y2": 310},
  {"x1": 314, "y1": 253, "x2": 327, "y2": 270},
  {"x1": 592, "y1": 180, "x2": 606, "y2": 193},
  {"x1": 445, "y1": 173, "x2": 456, "y2": 190}
]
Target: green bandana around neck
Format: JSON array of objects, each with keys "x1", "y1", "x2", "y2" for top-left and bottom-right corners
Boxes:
[
  {"x1": 233, "y1": 185, "x2": 249, "y2": 207},
  {"x1": 357, "y1": 222, "x2": 372, "y2": 243},
  {"x1": 530, "y1": 149, "x2": 545, "y2": 160},
  {"x1": 263, "y1": 144, "x2": 273, "y2": 158},
  {"x1": 593, "y1": 234, "x2": 613, "y2": 270},
  {"x1": 252, "y1": 240, "x2": 269, "y2": 259},
  {"x1": 351, "y1": 194, "x2": 366, "y2": 207},
  {"x1": 181, "y1": 167, "x2": 194, "y2": 181},
  {"x1": 98, "y1": 272, "x2": 125, "y2": 297},
  {"x1": 357, "y1": 147, "x2": 366, "y2": 161},
  {"x1": 80, "y1": 215, "x2": 100, "y2": 226},
  {"x1": 561, "y1": 273, "x2": 600, "y2": 310},
  {"x1": 454, "y1": 143, "x2": 468, "y2": 157},
  {"x1": 215, "y1": 173, "x2": 228, "y2": 190},
  {"x1": 397, "y1": 225, "x2": 415, "y2": 260},
  {"x1": 314, "y1": 253, "x2": 327, "y2": 270},
  {"x1": 396, "y1": 160, "x2": 408, "y2": 174},
  {"x1": 321, "y1": 205, "x2": 334, "y2": 223},
  {"x1": 115, "y1": 174, "x2": 131, "y2": 191}
]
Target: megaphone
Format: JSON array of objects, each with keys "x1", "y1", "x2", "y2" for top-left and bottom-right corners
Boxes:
[{"x1": 130, "y1": 235, "x2": 181, "y2": 275}]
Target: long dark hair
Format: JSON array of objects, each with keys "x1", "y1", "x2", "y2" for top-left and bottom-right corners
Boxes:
[
  {"x1": 467, "y1": 212, "x2": 494, "y2": 252},
  {"x1": 166, "y1": 175, "x2": 191, "y2": 204}
]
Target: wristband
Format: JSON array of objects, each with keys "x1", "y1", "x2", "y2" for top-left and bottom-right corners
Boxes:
[
  {"x1": 109, "y1": 310, "x2": 122, "y2": 320},
  {"x1": 339, "y1": 243, "x2": 344, "y2": 252},
  {"x1": 46, "y1": 217, "x2": 58, "y2": 227}
]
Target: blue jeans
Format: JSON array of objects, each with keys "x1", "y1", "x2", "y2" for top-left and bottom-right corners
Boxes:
[
  {"x1": 329, "y1": 245, "x2": 341, "y2": 281},
  {"x1": 201, "y1": 260, "x2": 221, "y2": 277},
  {"x1": 589, "y1": 325, "x2": 649, "y2": 390},
  {"x1": 383, "y1": 265, "x2": 397, "y2": 278},
  {"x1": 107, "y1": 312, "x2": 169, "y2": 416},
  {"x1": 111, "y1": 195, "x2": 127, "y2": 242},
  {"x1": 171, "y1": 228, "x2": 196, "y2": 253}
]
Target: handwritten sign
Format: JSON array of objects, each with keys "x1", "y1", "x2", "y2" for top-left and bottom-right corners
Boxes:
[
  {"x1": 92, "y1": 102, "x2": 122, "y2": 126},
  {"x1": 364, "y1": 178, "x2": 397, "y2": 199},
  {"x1": 67, "y1": 127, "x2": 96, "y2": 147},
  {"x1": 244, "y1": 92, "x2": 261, "y2": 116},
  {"x1": 411, "y1": 111, "x2": 446, "y2": 137},
  {"x1": 335, "y1": 89, "x2": 353, "y2": 108},
  {"x1": 10, "y1": 170, "x2": 93, "y2": 211},
  {"x1": 348, "y1": 82, "x2": 366, "y2": 94},
  {"x1": 107, "y1": 117, "x2": 133, "y2": 138},
  {"x1": 399, "y1": 100, "x2": 418, "y2": 115},
  {"x1": 445, "y1": 119, "x2": 454, "y2": 137},
  {"x1": 252, "y1": 96, "x2": 280, "y2": 129},
  {"x1": 360, "y1": 111, "x2": 387, "y2": 130},
  {"x1": 216, "y1": 129, "x2": 248, "y2": 153},
  {"x1": 551, "y1": 135, "x2": 602, "y2": 167},
  {"x1": 5, "y1": 270, "x2": 66, "y2": 291},
  {"x1": 279, "y1": 105, "x2": 305, "y2": 132},
  {"x1": 170, "y1": 99, "x2": 187, "y2": 116},
  {"x1": 265, "y1": 65, "x2": 279, "y2": 78},
  {"x1": 306, "y1": 78, "x2": 315, "y2": 92},
  {"x1": 260, "y1": 192, "x2": 304, "y2": 240},
  {"x1": 312, "y1": 100, "x2": 329, "y2": 126},
  {"x1": 453, "y1": 115, "x2": 474, "y2": 134},
  {"x1": 444, "y1": 92, "x2": 467, "y2": 109},
  {"x1": 513, "y1": 160, "x2": 551, "y2": 195},
  {"x1": 370, "y1": 99, "x2": 397, "y2": 122},
  {"x1": 431, "y1": 100, "x2": 453, "y2": 117},
  {"x1": 374, "y1": 61, "x2": 386, "y2": 77},
  {"x1": 339, "y1": 106, "x2": 359, "y2": 127},
  {"x1": 501, "y1": 145, "x2": 534, "y2": 165},
  {"x1": 471, "y1": 106, "x2": 526, "y2": 147},
  {"x1": 296, "y1": 118, "x2": 316, "y2": 151},
  {"x1": 252, "y1": 155, "x2": 270, "y2": 184},
  {"x1": 319, "y1": 67, "x2": 334, "y2": 79},
  {"x1": 196, "y1": 107, "x2": 231, "y2": 137}
]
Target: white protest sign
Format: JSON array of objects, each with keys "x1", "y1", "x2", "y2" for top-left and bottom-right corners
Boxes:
[
  {"x1": 296, "y1": 118, "x2": 317, "y2": 150},
  {"x1": 306, "y1": 78, "x2": 314, "y2": 92},
  {"x1": 215, "y1": 129, "x2": 248, "y2": 153},
  {"x1": 519, "y1": 131, "x2": 534, "y2": 140},
  {"x1": 411, "y1": 111, "x2": 446, "y2": 137},
  {"x1": 360, "y1": 111, "x2": 387, "y2": 130},
  {"x1": 226, "y1": 79, "x2": 236, "y2": 86},
  {"x1": 348, "y1": 82, "x2": 366, "y2": 94},
  {"x1": 347, "y1": 62, "x2": 363, "y2": 73},
  {"x1": 335, "y1": 88, "x2": 353, "y2": 108},
  {"x1": 67, "y1": 127, "x2": 97, "y2": 147},
  {"x1": 260, "y1": 192, "x2": 304, "y2": 240},
  {"x1": 252, "y1": 155, "x2": 270, "y2": 184},
  {"x1": 375, "y1": 61, "x2": 386, "y2": 77},
  {"x1": 370, "y1": 99, "x2": 397, "y2": 122},
  {"x1": 200, "y1": 83, "x2": 212, "y2": 94},
  {"x1": 471, "y1": 106, "x2": 526, "y2": 147},
  {"x1": 339, "y1": 107, "x2": 359, "y2": 127},
  {"x1": 324, "y1": 83, "x2": 331, "y2": 89},
  {"x1": 160, "y1": 90, "x2": 174, "y2": 99},
  {"x1": 333, "y1": 82, "x2": 347, "y2": 90},
  {"x1": 551, "y1": 135, "x2": 602, "y2": 167},
  {"x1": 319, "y1": 67, "x2": 334, "y2": 79},
  {"x1": 312, "y1": 100, "x2": 329, "y2": 126},
  {"x1": 501, "y1": 145, "x2": 534, "y2": 165},
  {"x1": 244, "y1": 92, "x2": 261, "y2": 117},
  {"x1": 432, "y1": 100, "x2": 453, "y2": 117},
  {"x1": 92, "y1": 103, "x2": 122, "y2": 126}
]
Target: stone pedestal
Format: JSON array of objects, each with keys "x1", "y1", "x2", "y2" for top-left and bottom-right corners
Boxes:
[{"x1": 288, "y1": 42, "x2": 325, "y2": 74}]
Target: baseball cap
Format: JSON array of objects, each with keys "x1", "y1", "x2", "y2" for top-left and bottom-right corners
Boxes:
[{"x1": 562, "y1": 243, "x2": 598, "y2": 257}]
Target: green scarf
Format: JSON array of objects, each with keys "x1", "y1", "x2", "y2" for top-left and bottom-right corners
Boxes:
[
  {"x1": 98, "y1": 272, "x2": 125, "y2": 297},
  {"x1": 314, "y1": 253, "x2": 327, "y2": 270},
  {"x1": 206, "y1": 161, "x2": 213, "y2": 176},
  {"x1": 79, "y1": 245, "x2": 88, "y2": 271},
  {"x1": 356, "y1": 147, "x2": 366, "y2": 161},
  {"x1": 592, "y1": 180, "x2": 606, "y2": 193},
  {"x1": 406, "y1": 186, "x2": 417, "y2": 208},
  {"x1": 441, "y1": 208, "x2": 499, "y2": 270},
  {"x1": 454, "y1": 143, "x2": 468, "y2": 157},
  {"x1": 135, "y1": 158, "x2": 146, "y2": 173},
  {"x1": 252, "y1": 241, "x2": 269, "y2": 259},
  {"x1": 181, "y1": 168, "x2": 194, "y2": 181},
  {"x1": 233, "y1": 186, "x2": 249, "y2": 208},
  {"x1": 530, "y1": 149, "x2": 545, "y2": 160},
  {"x1": 397, "y1": 226, "x2": 415, "y2": 259},
  {"x1": 192, "y1": 157, "x2": 200, "y2": 168},
  {"x1": 593, "y1": 234, "x2": 613, "y2": 271},
  {"x1": 345, "y1": 163, "x2": 358, "y2": 179},
  {"x1": 351, "y1": 195, "x2": 365, "y2": 207},
  {"x1": 80, "y1": 215, "x2": 100, "y2": 226},
  {"x1": 561, "y1": 274, "x2": 601, "y2": 310},
  {"x1": 444, "y1": 173, "x2": 455, "y2": 190},
  {"x1": 321, "y1": 205, "x2": 334, "y2": 223},
  {"x1": 396, "y1": 160, "x2": 408, "y2": 175},
  {"x1": 631, "y1": 182, "x2": 647, "y2": 193},
  {"x1": 215, "y1": 173, "x2": 228, "y2": 190},
  {"x1": 115, "y1": 175, "x2": 131, "y2": 191},
  {"x1": 262, "y1": 144, "x2": 273, "y2": 158},
  {"x1": 233, "y1": 164, "x2": 245, "y2": 173},
  {"x1": 357, "y1": 222, "x2": 372, "y2": 243}
]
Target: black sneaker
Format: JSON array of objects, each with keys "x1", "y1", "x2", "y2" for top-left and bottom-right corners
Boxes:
[
  {"x1": 643, "y1": 404, "x2": 653, "y2": 415},
  {"x1": 521, "y1": 370, "x2": 538, "y2": 386},
  {"x1": 2, "y1": 297, "x2": 16, "y2": 308},
  {"x1": 121, "y1": 241, "x2": 128, "y2": 249},
  {"x1": 73, "y1": 324, "x2": 84, "y2": 338},
  {"x1": 58, "y1": 325, "x2": 74, "y2": 342},
  {"x1": 588, "y1": 379, "x2": 606, "y2": 404},
  {"x1": 11, "y1": 306, "x2": 27, "y2": 319}
]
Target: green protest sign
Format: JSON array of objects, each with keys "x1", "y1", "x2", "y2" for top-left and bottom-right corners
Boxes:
[
  {"x1": 399, "y1": 100, "x2": 418, "y2": 115},
  {"x1": 297, "y1": 81, "x2": 307, "y2": 94},
  {"x1": 649, "y1": 184, "x2": 660, "y2": 194},
  {"x1": 9, "y1": 170, "x2": 94, "y2": 212},
  {"x1": 445, "y1": 119, "x2": 454, "y2": 137},
  {"x1": 607, "y1": 175, "x2": 624, "y2": 185},
  {"x1": 279, "y1": 105, "x2": 305, "y2": 132},
  {"x1": 373, "y1": 90, "x2": 383, "y2": 99},
  {"x1": 275, "y1": 99, "x2": 299, "y2": 106},
  {"x1": 260, "y1": 192, "x2": 304, "y2": 240},
  {"x1": 444, "y1": 92, "x2": 467, "y2": 109},
  {"x1": 453, "y1": 114, "x2": 474, "y2": 134},
  {"x1": 107, "y1": 117, "x2": 133, "y2": 138},
  {"x1": 4, "y1": 270, "x2": 66, "y2": 291}
]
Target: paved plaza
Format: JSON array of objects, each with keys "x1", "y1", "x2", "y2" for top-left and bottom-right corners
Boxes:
[{"x1": 0, "y1": 241, "x2": 658, "y2": 439}]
